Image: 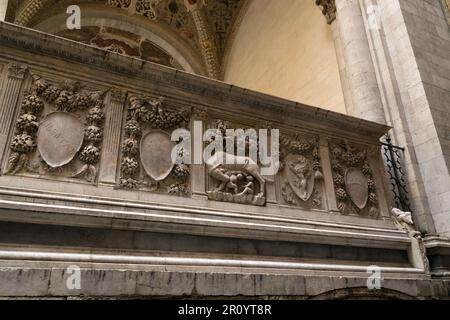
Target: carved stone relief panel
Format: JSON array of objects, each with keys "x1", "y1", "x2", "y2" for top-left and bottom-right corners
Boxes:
[
  {"x1": 5, "y1": 75, "x2": 107, "y2": 184},
  {"x1": 205, "y1": 119, "x2": 276, "y2": 206},
  {"x1": 329, "y1": 140, "x2": 380, "y2": 218},
  {"x1": 278, "y1": 132, "x2": 325, "y2": 209},
  {"x1": 118, "y1": 95, "x2": 191, "y2": 196}
]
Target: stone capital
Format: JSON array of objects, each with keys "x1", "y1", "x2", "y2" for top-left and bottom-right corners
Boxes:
[
  {"x1": 315, "y1": 0, "x2": 336, "y2": 24},
  {"x1": 110, "y1": 89, "x2": 127, "y2": 103},
  {"x1": 7, "y1": 63, "x2": 28, "y2": 80}
]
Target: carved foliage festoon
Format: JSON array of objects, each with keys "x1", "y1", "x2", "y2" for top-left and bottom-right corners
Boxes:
[
  {"x1": 119, "y1": 95, "x2": 191, "y2": 196},
  {"x1": 330, "y1": 141, "x2": 379, "y2": 218},
  {"x1": 6, "y1": 75, "x2": 107, "y2": 183},
  {"x1": 279, "y1": 133, "x2": 323, "y2": 208}
]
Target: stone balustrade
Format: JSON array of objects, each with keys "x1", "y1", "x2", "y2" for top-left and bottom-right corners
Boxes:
[{"x1": 0, "y1": 22, "x2": 446, "y2": 299}]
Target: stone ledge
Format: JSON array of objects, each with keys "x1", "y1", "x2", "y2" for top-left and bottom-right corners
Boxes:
[
  {"x1": 0, "y1": 187, "x2": 411, "y2": 251},
  {"x1": 424, "y1": 236, "x2": 450, "y2": 276},
  {"x1": 0, "y1": 261, "x2": 447, "y2": 299}
]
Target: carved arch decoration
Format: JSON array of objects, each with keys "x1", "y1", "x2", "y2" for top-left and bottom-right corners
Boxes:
[
  {"x1": 11, "y1": 0, "x2": 247, "y2": 80},
  {"x1": 310, "y1": 287, "x2": 417, "y2": 300}
]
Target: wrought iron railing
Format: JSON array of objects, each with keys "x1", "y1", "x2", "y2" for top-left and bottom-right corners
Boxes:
[{"x1": 381, "y1": 134, "x2": 411, "y2": 212}]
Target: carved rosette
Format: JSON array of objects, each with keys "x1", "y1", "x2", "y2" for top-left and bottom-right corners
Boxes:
[
  {"x1": 279, "y1": 133, "x2": 323, "y2": 208},
  {"x1": 118, "y1": 95, "x2": 191, "y2": 196},
  {"x1": 107, "y1": 0, "x2": 161, "y2": 20},
  {"x1": 6, "y1": 75, "x2": 107, "y2": 183},
  {"x1": 330, "y1": 141, "x2": 379, "y2": 218}
]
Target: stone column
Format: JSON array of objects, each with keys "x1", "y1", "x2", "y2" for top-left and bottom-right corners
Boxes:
[
  {"x1": 330, "y1": 21, "x2": 355, "y2": 114},
  {"x1": 0, "y1": 63, "x2": 28, "y2": 171},
  {"x1": 336, "y1": 0, "x2": 385, "y2": 124},
  {"x1": 316, "y1": 0, "x2": 385, "y2": 124},
  {"x1": 316, "y1": 0, "x2": 354, "y2": 110},
  {"x1": 98, "y1": 90, "x2": 126, "y2": 185}
]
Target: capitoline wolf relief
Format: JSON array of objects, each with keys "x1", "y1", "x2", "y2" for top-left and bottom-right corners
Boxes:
[
  {"x1": 118, "y1": 94, "x2": 191, "y2": 196},
  {"x1": 5, "y1": 75, "x2": 107, "y2": 183},
  {"x1": 205, "y1": 120, "x2": 275, "y2": 206},
  {"x1": 279, "y1": 133, "x2": 324, "y2": 209},
  {"x1": 330, "y1": 141, "x2": 380, "y2": 218}
]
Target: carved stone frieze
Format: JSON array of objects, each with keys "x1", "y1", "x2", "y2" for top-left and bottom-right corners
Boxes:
[
  {"x1": 118, "y1": 95, "x2": 191, "y2": 196},
  {"x1": 6, "y1": 75, "x2": 107, "y2": 183},
  {"x1": 330, "y1": 141, "x2": 379, "y2": 218}
]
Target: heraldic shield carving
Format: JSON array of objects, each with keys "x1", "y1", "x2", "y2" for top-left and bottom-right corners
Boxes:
[
  {"x1": 140, "y1": 130, "x2": 176, "y2": 181},
  {"x1": 285, "y1": 154, "x2": 315, "y2": 202},
  {"x1": 344, "y1": 167, "x2": 369, "y2": 209},
  {"x1": 37, "y1": 112, "x2": 85, "y2": 168}
]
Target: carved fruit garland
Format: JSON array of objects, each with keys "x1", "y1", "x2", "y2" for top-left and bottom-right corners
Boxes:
[
  {"x1": 72, "y1": 97, "x2": 106, "y2": 182},
  {"x1": 6, "y1": 75, "x2": 106, "y2": 183},
  {"x1": 119, "y1": 95, "x2": 191, "y2": 196},
  {"x1": 119, "y1": 117, "x2": 142, "y2": 189},
  {"x1": 6, "y1": 93, "x2": 43, "y2": 174},
  {"x1": 330, "y1": 142, "x2": 379, "y2": 218}
]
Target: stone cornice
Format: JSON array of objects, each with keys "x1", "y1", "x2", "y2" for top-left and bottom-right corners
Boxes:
[{"x1": 0, "y1": 21, "x2": 389, "y2": 141}]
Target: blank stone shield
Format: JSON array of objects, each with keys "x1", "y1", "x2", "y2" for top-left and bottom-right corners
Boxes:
[
  {"x1": 37, "y1": 112, "x2": 84, "y2": 168},
  {"x1": 140, "y1": 130, "x2": 176, "y2": 181}
]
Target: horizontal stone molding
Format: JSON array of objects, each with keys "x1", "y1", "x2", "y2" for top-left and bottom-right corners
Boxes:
[{"x1": 0, "y1": 187, "x2": 410, "y2": 251}]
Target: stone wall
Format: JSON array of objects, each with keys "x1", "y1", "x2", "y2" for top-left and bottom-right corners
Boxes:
[
  {"x1": 400, "y1": 0, "x2": 450, "y2": 237},
  {"x1": 365, "y1": 0, "x2": 450, "y2": 237},
  {"x1": 223, "y1": 0, "x2": 346, "y2": 114}
]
